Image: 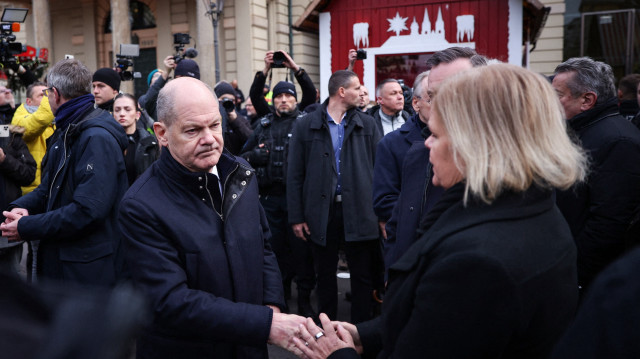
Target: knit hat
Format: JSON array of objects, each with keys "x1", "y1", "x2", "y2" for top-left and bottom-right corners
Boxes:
[
  {"x1": 92, "y1": 68, "x2": 121, "y2": 92},
  {"x1": 214, "y1": 81, "x2": 236, "y2": 99},
  {"x1": 175, "y1": 59, "x2": 200, "y2": 80},
  {"x1": 272, "y1": 81, "x2": 297, "y2": 99}
]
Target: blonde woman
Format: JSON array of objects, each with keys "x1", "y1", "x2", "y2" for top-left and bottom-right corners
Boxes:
[{"x1": 293, "y1": 64, "x2": 587, "y2": 359}]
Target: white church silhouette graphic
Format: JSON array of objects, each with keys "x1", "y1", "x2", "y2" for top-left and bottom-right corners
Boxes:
[{"x1": 353, "y1": 6, "x2": 476, "y2": 97}]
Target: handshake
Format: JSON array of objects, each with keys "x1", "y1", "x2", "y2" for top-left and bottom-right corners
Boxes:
[{"x1": 269, "y1": 312, "x2": 361, "y2": 358}]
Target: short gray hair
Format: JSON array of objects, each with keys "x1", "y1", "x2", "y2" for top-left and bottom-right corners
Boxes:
[
  {"x1": 46, "y1": 59, "x2": 92, "y2": 99},
  {"x1": 554, "y1": 57, "x2": 616, "y2": 106},
  {"x1": 157, "y1": 80, "x2": 216, "y2": 127},
  {"x1": 412, "y1": 71, "x2": 430, "y2": 100}
]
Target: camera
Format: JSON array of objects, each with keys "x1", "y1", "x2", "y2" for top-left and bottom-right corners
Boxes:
[
  {"x1": 0, "y1": 8, "x2": 28, "y2": 67},
  {"x1": 220, "y1": 98, "x2": 235, "y2": 113},
  {"x1": 173, "y1": 33, "x2": 197, "y2": 63},
  {"x1": 115, "y1": 44, "x2": 141, "y2": 81},
  {"x1": 356, "y1": 49, "x2": 367, "y2": 60},
  {"x1": 272, "y1": 51, "x2": 286, "y2": 68}
]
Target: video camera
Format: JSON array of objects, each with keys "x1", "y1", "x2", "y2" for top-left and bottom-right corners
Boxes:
[
  {"x1": 173, "y1": 33, "x2": 197, "y2": 63},
  {"x1": 0, "y1": 8, "x2": 28, "y2": 68},
  {"x1": 115, "y1": 44, "x2": 141, "y2": 81},
  {"x1": 356, "y1": 49, "x2": 367, "y2": 60}
]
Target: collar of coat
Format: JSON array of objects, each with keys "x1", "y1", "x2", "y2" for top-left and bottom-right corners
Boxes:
[
  {"x1": 568, "y1": 97, "x2": 620, "y2": 132},
  {"x1": 309, "y1": 100, "x2": 364, "y2": 130},
  {"x1": 390, "y1": 182, "x2": 555, "y2": 274}
]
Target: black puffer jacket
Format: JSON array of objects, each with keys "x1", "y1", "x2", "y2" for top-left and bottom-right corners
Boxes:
[{"x1": 0, "y1": 126, "x2": 36, "y2": 212}]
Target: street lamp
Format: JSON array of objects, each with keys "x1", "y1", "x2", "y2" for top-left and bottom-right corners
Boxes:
[{"x1": 203, "y1": 0, "x2": 224, "y2": 83}]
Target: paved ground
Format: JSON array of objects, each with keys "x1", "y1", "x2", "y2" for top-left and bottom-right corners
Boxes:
[{"x1": 268, "y1": 270, "x2": 352, "y2": 358}]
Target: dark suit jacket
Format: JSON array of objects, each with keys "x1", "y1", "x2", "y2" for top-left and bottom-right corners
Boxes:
[{"x1": 356, "y1": 184, "x2": 578, "y2": 358}]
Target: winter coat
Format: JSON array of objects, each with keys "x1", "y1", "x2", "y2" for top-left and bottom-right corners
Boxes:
[
  {"x1": 129, "y1": 126, "x2": 158, "y2": 181},
  {"x1": 287, "y1": 102, "x2": 381, "y2": 245},
  {"x1": 11, "y1": 107, "x2": 129, "y2": 286},
  {"x1": 11, "y1": 95, "x2": 55, "y2": 194},
  {"x1": 119, "y1": 149, "x2": 284, "y2": 359},
  {"x1": 355, "y1": 183, "x2": 578, "y2": 358},
  {"x1": 556, "y1": 97, "x2": 640, "y2": 288},
  {"x1": 366, "y1": 105, "x2": 410, "y2": 136},
  {"x1": 374, "y1": 114, "x2": 444, "y2": 271}
]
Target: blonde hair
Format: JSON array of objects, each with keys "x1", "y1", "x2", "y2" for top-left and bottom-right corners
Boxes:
[{"x1": 432, "y1": 64, "x2": 587, "y2": 204}]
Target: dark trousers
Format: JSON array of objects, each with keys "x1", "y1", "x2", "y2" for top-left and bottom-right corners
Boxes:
[
  {"x1": 311, "y1": 202, "x2": 379, "y2": 324},
  {"x1": 260, "y1": 195, "x2": 315, "y2": 294}
]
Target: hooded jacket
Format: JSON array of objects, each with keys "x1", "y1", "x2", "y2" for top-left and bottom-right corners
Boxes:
[{"x1": 12, "y1": 106, "x2": 128, "y2": 286}]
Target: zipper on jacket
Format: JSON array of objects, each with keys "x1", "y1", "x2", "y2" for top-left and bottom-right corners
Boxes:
[
  {"x1": 421, "y1": 162, "x2": 433, "y2": 215},
  {"x1": 48, "y1": 127, "x2": 70, "y2": 203},
  {"x1": 204, "y1": 173, "x2": 224, "y2": 221}
]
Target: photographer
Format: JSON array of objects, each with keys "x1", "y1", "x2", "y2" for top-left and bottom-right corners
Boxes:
[
  {"x1": 213, "y1": 81, "x2": 252, "y2": 155},
  {"x1": 138, "y1": 56, "x2": 176, "y2": 121},
  {"x1": 249, "y1": 50, "x2": 316, "y2": 117},
  {"x1": 242, "y1": 51, "x2": 317, "y2": 317}
]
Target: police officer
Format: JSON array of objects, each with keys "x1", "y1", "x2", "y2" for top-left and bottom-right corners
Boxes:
[{"x1": 241, "y1": 80, "x2": 316, "y2": 318}]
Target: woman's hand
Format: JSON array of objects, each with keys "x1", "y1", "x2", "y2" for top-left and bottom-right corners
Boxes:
[{"x1": 292, "y1": 313, "x2": 357, "y2": 359}]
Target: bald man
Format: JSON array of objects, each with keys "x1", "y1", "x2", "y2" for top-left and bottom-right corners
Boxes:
[{"x1": 118, "y1": 77, "x2": 305, "y2": 359}]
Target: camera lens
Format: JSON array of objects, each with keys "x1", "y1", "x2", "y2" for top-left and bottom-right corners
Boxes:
[
  {"x1": 221, "y1": 99, "x2": 235, "y2": 113},
  {"x1": 272, "y1": 51, "x2": 286, "y2": 68}
]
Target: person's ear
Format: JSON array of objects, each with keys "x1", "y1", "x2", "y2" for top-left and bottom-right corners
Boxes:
[
  {"x1": 582, "y1": 92, "x2": 597, "y2": 111},
  {"x1": 153, "y1": 122, "x2": 169, "y2": 147}
]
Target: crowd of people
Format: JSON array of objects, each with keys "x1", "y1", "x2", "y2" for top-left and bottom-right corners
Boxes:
[{"x1": 1, "y1": 45, "x2": 640, "y2": 359}]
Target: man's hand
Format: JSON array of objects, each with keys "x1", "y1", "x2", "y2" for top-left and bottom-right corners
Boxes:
[
  {"x1": 331, "y1": 320, "x2": 363, "y2": 354},
  {"x1": 281, "y1": 51, "x2": 300, "y2": 72},
  {"x1": 268, "y1": 312, "x2": 307, "y2": 351},
  {"x1": 292, "y1": 222, "x2": 310, "y2": 241},
  {"x1": 0, "y1": 147, "x2": 5, "y2": 163},
  {"x1": 378, "y1": 221, "x2": 387, "y2": 240},
  {"x1": 1, "y1": 208, "x2": 29, "y2": 241},
  {"x1": 292, "y1": 314, "x2": 357, "y2": 359},
  {"x1": 162, "y1": 55, "x2": 176, "y2": 79},
  {"x1": 263, "y1": 51, "x2": 274, "y2": 76},
  {"x1": 347, "y1": 49, "x2": 357, "y2": 71}
]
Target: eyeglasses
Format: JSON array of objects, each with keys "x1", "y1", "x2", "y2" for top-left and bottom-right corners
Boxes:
[
  {"x1": 0, "y1": 88, "x2": 11, "y2": 94},
  {"x1": 42, "y1": 87, "x2": 55, "y2": 96}
]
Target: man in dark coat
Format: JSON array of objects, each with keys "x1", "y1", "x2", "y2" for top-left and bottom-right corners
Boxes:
[
  {"x1": 617, "y1": 73, "x2": 640, "y2": 121},
  {"x1": 552, "y1": 57, "x2": 640, "y2": 291},
  {"x1": 249, "y1": 50, "x2": 316, "y2": 118},
  {"x1": 92, "y1": 67, "x2": 121, "y2": 113},
  {"x1": 287, "y1": 70, "x2": 382, "y2": 324},
  {"x1": 242, "y1": 78, "x2": 316, "y2": 317},
  {"x1": 366, "y1": 79, "x2": 409, "y2": 136},
  {"x1": 119, "y1": 77, "x2": 305, "y2": 359},
  {"x1": 1, "y1": 59, "x2": 129, "y2": 286},
  {"x1": 373, "y1": 71, "x2": 444, "y2": 272}
]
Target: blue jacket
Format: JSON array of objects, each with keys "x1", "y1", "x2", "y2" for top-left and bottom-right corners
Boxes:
[
  {"x1": 119, "y1": 149, "x2": 284, "y2": 359},
  {"x1": 375, "y1": 114, "x2": 444, "y2": 271},
  {"x1": 12, "y1": 107, "x2": 129, "y2": 286}
]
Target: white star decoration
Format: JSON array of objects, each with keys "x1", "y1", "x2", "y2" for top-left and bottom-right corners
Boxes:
[{"x1": 387, "y1": 12, "x2": 408, "y2": 36}]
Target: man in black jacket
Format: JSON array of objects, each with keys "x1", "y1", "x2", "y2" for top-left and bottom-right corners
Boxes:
[
  {"x1": 242, "y1": 78, "x2": 316, "y2": 318},
  {"x1": 248, "y1": 50, "x2": 316, "y2": 118},
  {"x1": 92, "y1": 68, "x2": 121, "y2": 112},
  {"x1": 552, "y1": 57, "x2": 640, "y2": 292},
  {"x1": 287, "y1": 70, "x2": 382, "y2": 324}
]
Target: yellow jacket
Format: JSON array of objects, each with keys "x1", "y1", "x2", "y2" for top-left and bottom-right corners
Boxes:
[{"x1": 11, "y1": 96, "x2": 55, "y2": 194}]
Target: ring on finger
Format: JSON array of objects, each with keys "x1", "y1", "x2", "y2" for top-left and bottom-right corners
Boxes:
[
  {"x1": 304, "y1": 341, "x2": 309, "y2": 347},
  {"x1": 314, "y1": 331, "x2": 325, "y2": 340}
]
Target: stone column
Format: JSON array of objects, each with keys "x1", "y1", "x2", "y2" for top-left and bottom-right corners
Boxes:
[
  {"x1": 196, "y1": 0, "x2": 215, "y2": 86},
  {"x1": 32, "y1": 0, "x2": 52, "y2": 60},
  {"x1": 111, "y1": 0, "x2": 132, "y2": 93}
]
